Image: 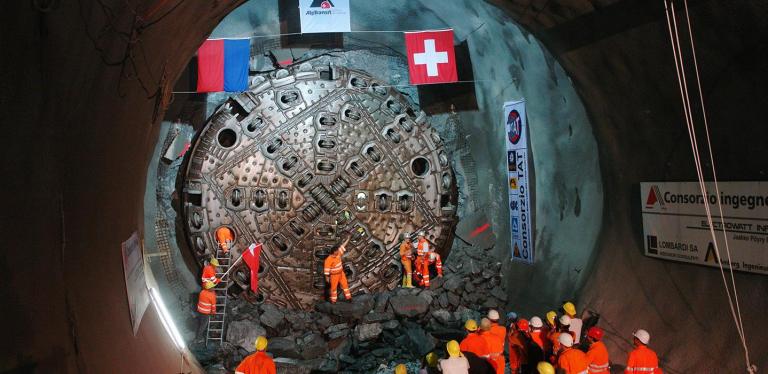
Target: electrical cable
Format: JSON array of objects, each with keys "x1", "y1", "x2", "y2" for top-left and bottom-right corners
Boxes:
[{"x1": 663, "y1": 1, "x2": 755, "y2": 372}]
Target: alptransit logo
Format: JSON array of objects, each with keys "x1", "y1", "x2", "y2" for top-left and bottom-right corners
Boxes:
[
  {"x1": 645, "y1": 185, "x2": 665, "y2": 209},
  {"x1": 306, "y1": 0, "x2": 335, "y2": 15}
]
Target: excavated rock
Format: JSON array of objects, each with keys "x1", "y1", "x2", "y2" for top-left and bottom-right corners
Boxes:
[
  {"x1": 389, "y1": 294, "x2": 430, "y2": 317},
  {"x1": 315, "y1": 294, "x2": 375, "y2": 320},
  {"x1": 267, "y1": 337, "x2": 300, "y2": 359},
  {"x1": 259, "y1": 304, "x2": 285, "y2": 329},
  {"x1": 324, "y1": 323, "x2": 351, "y2": 340},
  {"x1": 431, "y1": 309, "x2": 454, "y2": 325},
  {"x1": 354, "y1": 323, "x2": 383, "y2": 342},
  {"x1": 297, "y1": 332, "x2": 327, "y2": 359},
  {"x1": 226, "y1": 320, "x2": 267, "y2": 352}
]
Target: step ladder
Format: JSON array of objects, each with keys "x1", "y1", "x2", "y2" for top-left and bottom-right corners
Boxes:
[{"x1": 205, "y1": 247, "x2": 233, "y2": 347}]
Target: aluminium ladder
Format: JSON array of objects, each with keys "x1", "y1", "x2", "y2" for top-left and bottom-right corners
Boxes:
[{"x1": 205, "y1": 246, "x2": 233, "y2": 347}]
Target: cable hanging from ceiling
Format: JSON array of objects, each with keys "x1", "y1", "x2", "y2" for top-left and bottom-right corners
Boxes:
[{"x1": 663, "y1": 0, "x2": 756, "y2": 372}]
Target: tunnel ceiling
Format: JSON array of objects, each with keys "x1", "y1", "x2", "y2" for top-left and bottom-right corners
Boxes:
[{"x1": 182, "y1": 65, "x2": 458, "y2": 309}]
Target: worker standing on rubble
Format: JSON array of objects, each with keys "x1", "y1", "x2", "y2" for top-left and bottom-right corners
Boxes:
[
  {"x1": 235, "y1": 336, "x2": 276, "y2": 374},
  {"x1": 399, "y1": 233, "x2": 414, "y2": 288},
  {"x1": 556, "y1": 333, "x2": 588, "y2": 374},
  {"x1": 201, "y1": 257, "x2": 220, "y2": 286},
  {"x1": 625, "y1": 329, "x2": 662, "y2": 373},
  {"x1": 324, "y1": 236, "x2": 352, "y2": 304},
  {"x1": 480, "y1": 318, "x2": 505, "y2": 374},
  {"x1": 415, "y1": 231, "x2": 431, "y2": 287},
  {"x1": 584, "y1": 327, "x2": 609, "y2": 374},
  {"x1": 563, "y1": 302, "x2": 583, "y2": 344}
]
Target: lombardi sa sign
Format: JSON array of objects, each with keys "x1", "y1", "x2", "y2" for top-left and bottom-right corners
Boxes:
[{"x1": 641, "y1": 182, "x2": 768, "y2": 275}]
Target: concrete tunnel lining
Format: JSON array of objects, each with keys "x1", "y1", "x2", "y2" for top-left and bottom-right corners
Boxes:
[{"x1": 2, "y1": 0, "x2": 768, "y2": 372}]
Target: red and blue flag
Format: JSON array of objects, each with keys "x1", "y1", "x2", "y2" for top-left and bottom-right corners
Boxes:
[{"x1": 196, "y1": 39, "x2": 250, "y2": 93}]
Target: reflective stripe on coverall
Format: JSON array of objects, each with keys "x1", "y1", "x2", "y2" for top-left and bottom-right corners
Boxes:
[
  {"x1": 586, "y1": 341, "x2": 610, "y2": 373},
  {"x1": 558, "y1": 347, "x2": 589, "y2": 374},
  {"x1": 625, "y1": 345, "x2": 662, "y2": 374},
  {"x1": 481, "y1": 330, "x2": 506, "y2": 374},
  {"x1": 202, "y1": 264, "x2": 220, "y2": 285},
  {"x1": 460, "y1": 332, "x2": 490, "y2": 358},
  {"x1": 197, "y1": 289, "x2": 217, "y2": 315}
]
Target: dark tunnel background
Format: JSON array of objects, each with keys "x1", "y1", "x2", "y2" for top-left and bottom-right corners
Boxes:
[{"x1": 2, "y1": 0, "x2": 768, "y2": 373}]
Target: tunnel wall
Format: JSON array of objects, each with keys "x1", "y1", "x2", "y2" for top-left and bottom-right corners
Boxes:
[{"x1": 1, "y1": 0, "x2": 767, "y2": 372}]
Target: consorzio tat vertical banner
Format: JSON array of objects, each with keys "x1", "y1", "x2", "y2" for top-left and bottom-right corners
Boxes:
[{"x1": 504, "y1": 100, "x2": 534, "y2": 264}]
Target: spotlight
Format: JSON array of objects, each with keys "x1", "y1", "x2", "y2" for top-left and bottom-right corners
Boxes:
[{"x1": 149, "y1": 287, "x2": 186, "y2": 350}]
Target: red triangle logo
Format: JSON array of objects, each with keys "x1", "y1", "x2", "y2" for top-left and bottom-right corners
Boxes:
[{"x1": 646, "y1": 187, "x2": 658, "y2": 207}]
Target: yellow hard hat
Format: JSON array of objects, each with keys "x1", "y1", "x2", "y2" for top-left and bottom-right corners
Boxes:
[
  {"x1": 546, "y1": 311, "x2": 557, "y2": 326},
  {"x1": 446, "y1": 340, "x2": 461, "y2": 358},
  {"x1": 425, "y1": 352, "x2": 438, "y2": 367},
  {"x1": 209, "y1": 258, "x2": 220, "y2": 267},
  {"x1": 394, "y1": 363, "x2": 407, "y2": 374},
  {"x1": 537, "y1": 361, "x2": 555, "y2": 374},
  {"x1": 563, "y1": 302, "x2": 577, "y2": 316},
  {"x1": 465, "y1": 319, "x2": 478, "y2": 332},
  {"x1": 255, "y1": 336, "x2": 268, "y2": 351},
  {"x1": 203, "y1": 281, "x2": 216, "y2": 290}
]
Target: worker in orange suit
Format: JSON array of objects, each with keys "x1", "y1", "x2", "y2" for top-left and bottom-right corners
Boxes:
[
  {"x1": 584, "y1": 327, "x2": 610, "y2": 374},
  {"x1": 625, "y1": 329, "x2": 662, "y2": 374},
  {"x1": 215, "y1": 226, "x2": 235, "y2": 253},
  {"x1": 201, "y1": 257, "x2": 221, "y2": 286},
  {"x1": 507, "y1": 319, "x2": 528, "y2": 373},
  {"x1": 324, "y1": 237, "x2": 352, "y2": 304},
  {"x1": 416, "y1": 231, "x2": 431, "y2": 287},
  {"x1": 480, "y1": 318, "x2": 505, "y2": 374},
  {"x1": 487, "y1": 310, "x2": 506, "y2": 340},
  {"x1": 545, "y1": 311, "x2": 559, "y2": 358},
  {"x1": 197, "y1": 281, "x2": 217, "y2": 315},
  {"x1": 399, "y1": 233, "x2": 414, "y2": 288},
  {"x1": 556, "y1": 333, "x2": 588, "y2": 374},
  {"x1": 460, "y1": 319, "x2": 490, "y2": 358},
  {"x1": 426, "y1": 250, "x2": 443, "y2": 278},
  {"x1": 529, "y1": 317, "x2": 551, "y2": 354},
  {"x1": 235, "y1": 336, "x2": 276, "y2": 374}
]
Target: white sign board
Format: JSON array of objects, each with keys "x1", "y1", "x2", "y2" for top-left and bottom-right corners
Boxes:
[
  {"x1": 122, "y1": 232, "x2": 150, "y2": 335},
  {"x1": 641, "y1": 182, "x2": 768, "y2": 275},
  {"x1": 299, "y1": 0, "x2": 351, "y2": 34},
  {"x1": 504, "y1": 100, "x2": 534, "y2": 264}
]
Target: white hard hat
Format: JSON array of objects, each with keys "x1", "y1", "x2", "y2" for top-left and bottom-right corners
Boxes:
[
  {"x1": 530, "y1": 316, "x2": 543, "y2": 328},
  {"x1": 558, "y1": 333, "x2": 574, "y2": 348},
  {"x1": 488, "y1": 310, "x2": 500, "y2": 320},
  {"x1": 633, "y1": 329, "x2": 651, "y2": 345},
  {"x1": 559, "y1": 315, "x2": 571, "y2": 326},
  {"x1": 418, "y1": 231, "x2": 425, "y2": 237}
]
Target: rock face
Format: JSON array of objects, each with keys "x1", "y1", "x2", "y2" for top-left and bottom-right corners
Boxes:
[
  {"x1": 354, "y1": 323, "x2": 383, "y2": 342},
  {"x1": 389, "y1": 294, "x2": 431, "y2": 318},
  {"x1": 259, "y1": 304, "x2": 285, "y2": 330},
  {"x1": 226, "y1": 320, "x2": 267, "y2": 352}
]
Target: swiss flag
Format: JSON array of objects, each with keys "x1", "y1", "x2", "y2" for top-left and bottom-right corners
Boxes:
[
  {"x1": 242, "y1": 243, "x2": 262, "y2": 293},
  {"x1": 405, "y1": 29, "x2": 458, "y2": 85}
]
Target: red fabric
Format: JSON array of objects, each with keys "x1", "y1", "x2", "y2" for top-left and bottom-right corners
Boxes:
[
  {"x1": 404, "y1": 30, "x2": 458, "y2": 85},
  {"x1": 460, "y1": 332, "x2": 490, "y2": 357},
  {"x1": 235, "y1": 351, "x2": 276, "y2": 374},
  {"x1": 507, "y1": 330, "x2": 528, "y2": 370},
  {"x1": 197, "y1": 40, "x2": 224, "y2": 92},
  {"x1": 242, "y1": 243, "x2": 262, "y2": 293}
]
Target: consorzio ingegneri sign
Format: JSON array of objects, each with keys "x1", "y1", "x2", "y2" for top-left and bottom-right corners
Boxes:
[{"x1": 641, "y1": 182, "x2": 768, "y2": 275}]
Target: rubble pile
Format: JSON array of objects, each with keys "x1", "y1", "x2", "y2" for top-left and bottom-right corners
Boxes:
[{"x1": 192, "y1": 244, "x2": 506, "y2": 373}]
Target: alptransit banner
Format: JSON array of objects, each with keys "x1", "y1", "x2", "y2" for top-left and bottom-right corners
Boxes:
[
  {"x1": 504, "y1": 100, "x2": 534, "y2": 264},
  {"x1": 299, "y1": 0, "x2": 351, "y2": 34},
  {"x1": 641, "y1": 181, "x2": 768, "y2": 275}
]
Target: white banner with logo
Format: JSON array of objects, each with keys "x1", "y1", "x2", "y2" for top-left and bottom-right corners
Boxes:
[
  {"x1": 122, "y1": 232, "x2": 150, "y2": 335},
  {"x1": 504, "y1": 100, "x2": 534, "y2": 264},
  {"x1": 641, "y1": 182, "x2": 768, "y2": 275},
  {"x1": 299, "y1": 0, "x2": 351, "y2": 33}
]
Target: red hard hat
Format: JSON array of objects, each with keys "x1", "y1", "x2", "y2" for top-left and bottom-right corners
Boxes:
[
  {"x1": 587, "y1": 326, "x2": 604, "y2": 341},
  {"x1": 516, "y1": 318, "x2": 530, "y2": 331}
]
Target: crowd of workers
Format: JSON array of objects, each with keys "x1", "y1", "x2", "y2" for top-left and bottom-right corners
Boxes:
[
  {"x1": 396, "y1": 304, "x2": 662, "y2": 374},
  {"x1": 197, "y1": 231, "x2": 662, "y2": 374}
]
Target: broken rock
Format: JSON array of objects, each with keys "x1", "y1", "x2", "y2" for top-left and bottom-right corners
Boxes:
[
  {"x1": 389, "y1": 294, "x2": 430, "y2": 318},
  {"x1": 226, "y1": 320, "x2": 267, "y2": 352},
  {"x1": 259, "y1": 304, "x2": 285, "y2": 330},
  {"x1": 354, "y1": 323, "x2": 383, "y2": 342},
  {"x1": 267, "y1": 337, "x2": 300, "y2": 359}
]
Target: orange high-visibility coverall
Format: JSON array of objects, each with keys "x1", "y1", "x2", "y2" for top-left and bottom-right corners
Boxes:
[
  {"x1": 460, "y1": 332, "x2": 490, "y2": 358},
  {"x1": 202, "y1": 264, "x2": 220, "y2": 285},
  {"x1": 490, "y1": 322, "x2": 506, "y2": 341},
  {"x1": 215, "y1": 227, "x2": 234, "y2": 252},
  {"x1": 323, "y1": 253, "x2": 351, "y2": 303},
  {"x1": 550, "y1": 330, "x2": 575, "y2": 363},
  {"x1": 197, "y1": 289, "x2": 217, "y2": 315},
  {"x1": 427, "y1": 251, "x2": 443, "y2": 276},
  {"x1": 558, "y1": 347, "x2": 589, "y2": 374},
  {"x1": 416, "y1": 238, "x2": 430, "y2": 286},
  {"x1": 235, "y1": 351, "x2": 276, "y2": 374},
  {"x1": 625, "y1": 345, "x2": 662, "y2": 374},
  {"x1": 399, "y1": 241, "x2": 413, "y2": 276},
  {"x1": 507, "y1": 330, "x2": 528, "y2": 372},
  {"x1": 481, "y1": 330, "x2": 506, "y2": 374},
  {"x1": 586, "y1": 341, "x2": 610, "y2": 373},
  {"x1": 531, "y1": 329, "x2": 551, "y2": 354}
]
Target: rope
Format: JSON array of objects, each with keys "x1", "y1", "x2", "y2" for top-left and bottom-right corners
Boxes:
[
  {"x1": 171, "y1": 79, "x2": 499, "y2": 94},
  {"x1": 663, "y1": 1, "x2": 755, "y2": 372}
]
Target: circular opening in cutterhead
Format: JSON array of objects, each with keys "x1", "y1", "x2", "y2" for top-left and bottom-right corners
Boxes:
[
  {"x1": 217, "y1": 128, "x2": 237, "y2": 148},
  {"x1": 411, "y1": 157, "x2": 430, "y2": 177}
]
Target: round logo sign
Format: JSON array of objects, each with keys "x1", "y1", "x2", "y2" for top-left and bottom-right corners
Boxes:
[{"x1": 507, "y1": 110, "x2": 522, "y2": 145}]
